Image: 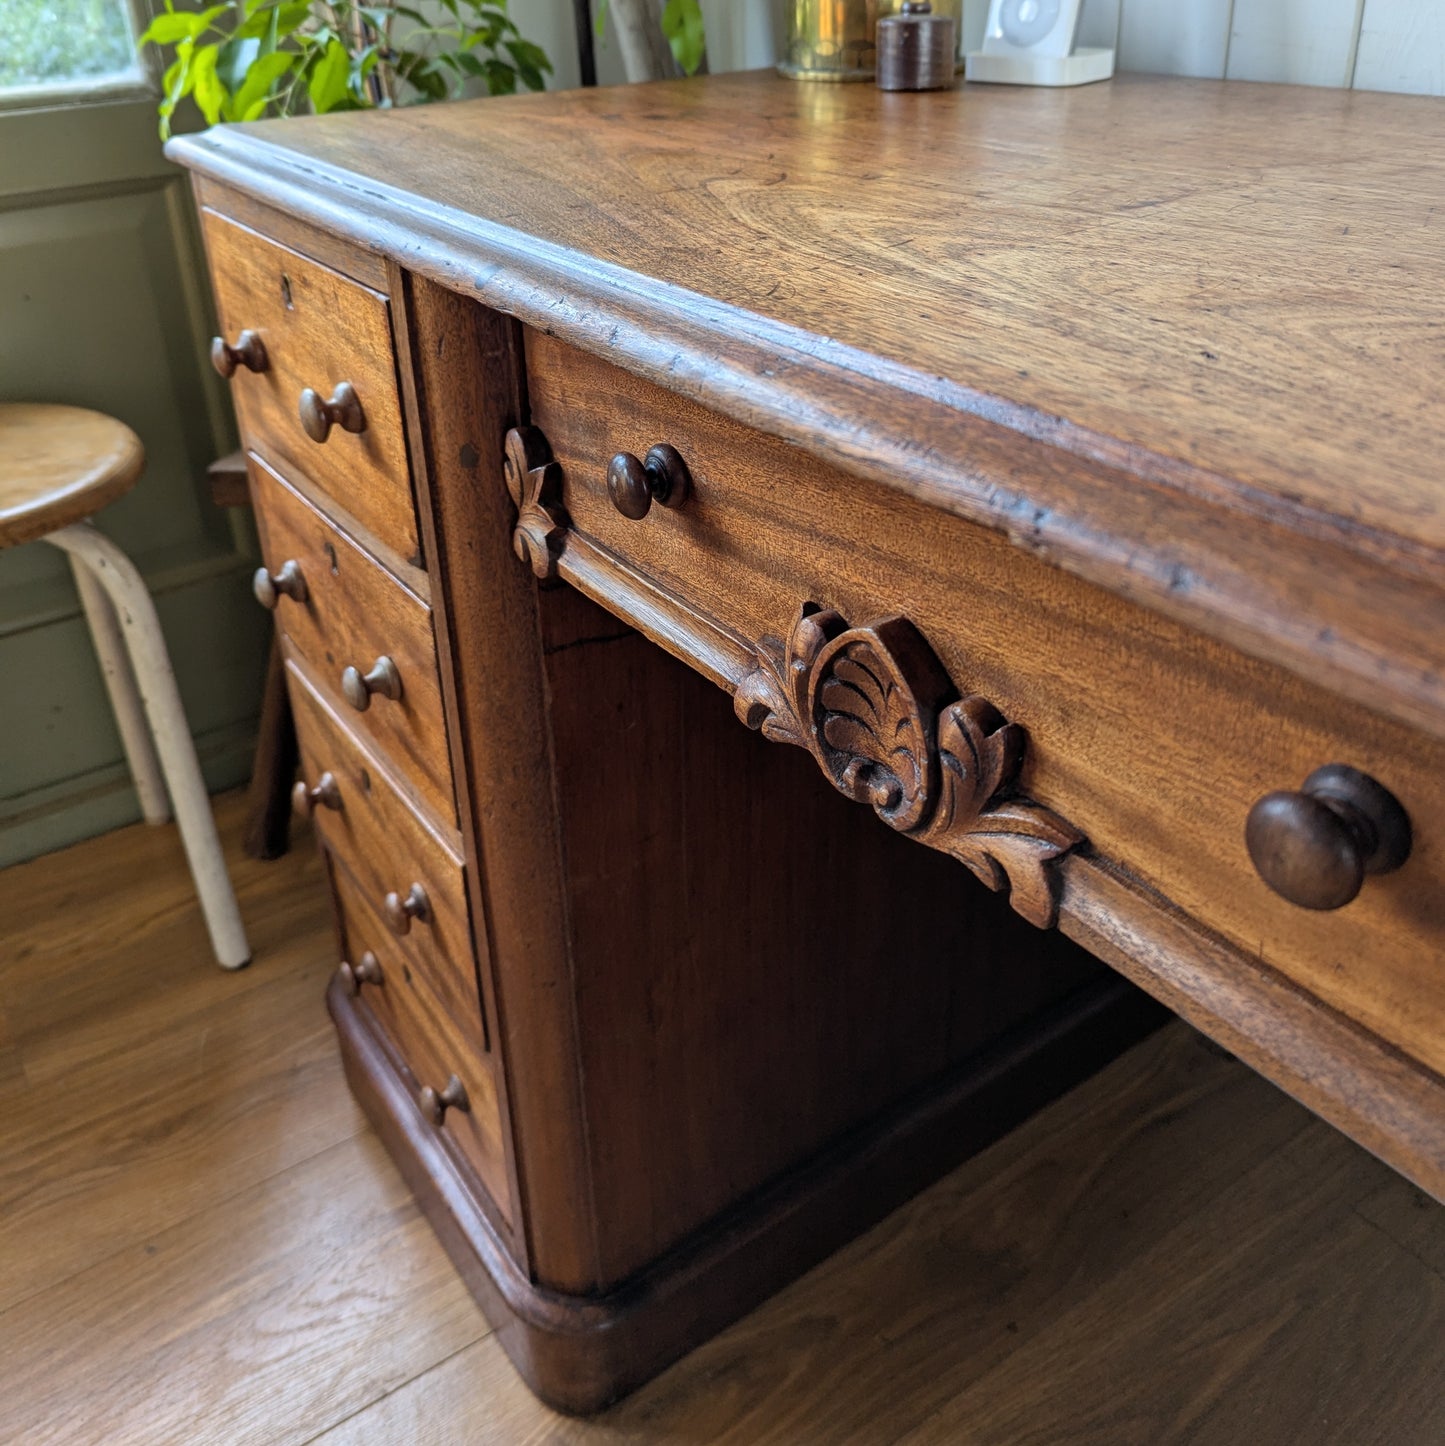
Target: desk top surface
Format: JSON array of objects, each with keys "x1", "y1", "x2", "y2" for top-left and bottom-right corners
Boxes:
[{"x1": 171, "y1": 72, "x2": 1445, "y2": 738}]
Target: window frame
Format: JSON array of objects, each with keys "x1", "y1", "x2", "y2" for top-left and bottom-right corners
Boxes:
[{"x1": 0, "y1": 0, "x2": 160, "y2": 113}]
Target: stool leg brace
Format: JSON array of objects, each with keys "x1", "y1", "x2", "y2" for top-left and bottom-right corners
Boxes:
[{"x1": 47, "y1": 522, "x2": 250, "y2": 969}]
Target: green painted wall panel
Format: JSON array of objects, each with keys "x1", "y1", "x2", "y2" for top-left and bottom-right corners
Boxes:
[{"x1": 1, "y1": 84, "x2": 269, "y2": 863}]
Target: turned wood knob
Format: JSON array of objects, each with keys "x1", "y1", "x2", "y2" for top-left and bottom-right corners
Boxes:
[
  {"x1": 606, "y1": 444, "x2": 691, "y2": 520},
  {"x1": 252, "y1": 559, "x2": 307, "y2": 610},
  {"x1": 291, "y1": 771, "x2": 341, "y2": 818},
  {"x1": 1246, "y1": 764, "x2": 1411, "y2": 911},
  {"x1": 210, "y1": 330, "x2": 268, "y2": 378},
  {"x1": 419, "y1": 1073, "x2": 469, "y2": 1125},
  {"x1": 338, "y1": 951, "x2": 383, "y2": 995},
  {"x1": 384, "y1": 883, "x2": 430, "y2": 936},
  {"x1": 299, "y1": 381, "x2": 366, "y2": 443},
  {"x1": 341, "y1": 655, "x2": 402, "y2": 712}
]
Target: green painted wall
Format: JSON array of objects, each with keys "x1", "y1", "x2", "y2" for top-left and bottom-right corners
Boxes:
[{"x1": 0, "y1": 88, "x2": 270, "y2": 866}]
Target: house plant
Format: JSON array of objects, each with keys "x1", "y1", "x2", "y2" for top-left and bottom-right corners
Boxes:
[{"x1": 140, "y1": 0, "x2": 552, "y2": 137}]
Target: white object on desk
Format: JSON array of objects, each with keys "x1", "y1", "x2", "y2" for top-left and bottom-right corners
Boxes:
[{"x1": 966, "y1": 0, "x2": 1115, "y2": 85}]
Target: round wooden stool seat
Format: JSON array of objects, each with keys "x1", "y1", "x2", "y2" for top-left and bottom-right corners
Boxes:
[
  {"x1": 0, "y1": 400, "x2": 248, "y2": 967},
  {"x1": 0, "y1": 403, "x2": 145, "y2": 549}
]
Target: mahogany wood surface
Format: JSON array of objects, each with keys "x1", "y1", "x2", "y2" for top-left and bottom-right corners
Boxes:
[
  {"x1": 332, "y1": 955, "x2": 1164, "y2": 1413},
  {"x1": 168, "y1": 74, "x2": 1445, "y2": 745},
  {"x1": 523, "y1": 333, "x2": 1445, "y2": 1086},
  {"x1": 248, "y1": 452, "x2": 455, "y2": 825},
  {"x1": 0, "y1": 403, "x2": 144, "y2": 547},
  {"x1": 194, "y1": 172, "x2": 391, "y2": 288},
  {"x1": 285, "y1": 657, "x2": 487, "y2": 1056},
  {"x1": 329, "y1": 852, "x2": 513, "y2": 1224},
  {"x1": 397, "y1": 275, "x2": 1141, "y2": 1306},
  {"x1": 200, "y1": 209, "x2": 418, "y2": 559},
  {"x1": 164, "y1": 75, "x2": 1445, "y2": 1411}
]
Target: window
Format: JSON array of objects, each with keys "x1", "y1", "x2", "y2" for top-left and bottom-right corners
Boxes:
[{"x1": 1, "y1": 0, "x2": 144, "y2": 100}]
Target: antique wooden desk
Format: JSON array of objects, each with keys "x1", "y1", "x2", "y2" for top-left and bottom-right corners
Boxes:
[{"x1": 170, "y1": 73, "x2": 1445, "y2": 1412}]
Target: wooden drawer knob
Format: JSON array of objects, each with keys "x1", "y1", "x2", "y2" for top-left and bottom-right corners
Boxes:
[
  {"x1": 291, "y1": 771, "x2": 341, "y2": 818},
  {"x1": 1246, "y1": 764, "x2": 1411, "y2": 911},
  {"x1": 384, "y1": 883, "x2": 430, "y2": 936},
  {"x1": 252, "y1": 559, "x2": 307, "y2": 610},
  {"x1": 338, "y1": 951, "x2": 383, "y2": 995},
  {"x1": 606, "y1": 444, "x2": 691, "y2": 520},
  {"x1": 341, "y1": 655, "x2": 402, "y2": 712},
  {"x1": 419, "y1": 1073, "x2": 469, "y2": 1125},
  {"x1": 210, "y1": 330, "x2": 268, "y2": 378},
  {"x1": 299, "y1": 381, "x2": 366, "y2": 443}
]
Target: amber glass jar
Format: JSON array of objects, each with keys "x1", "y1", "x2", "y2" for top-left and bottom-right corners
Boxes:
[{"x1": 779, "y1": 0, "x2": 963, "y2": 81}]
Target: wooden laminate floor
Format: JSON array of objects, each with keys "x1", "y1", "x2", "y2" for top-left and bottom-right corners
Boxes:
[{"x1": 2, "y1": 791, "x2": 1443, "y2": 1445}]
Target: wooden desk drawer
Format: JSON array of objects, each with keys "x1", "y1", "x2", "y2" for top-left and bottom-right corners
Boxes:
[
  {"x1": 249, "y1": 453, "x2": 454, "y2": 826},
  {"x1": 523, "y1": 330, "x2": 1445, "y2": 1075},
  {"x1": 286, "y1": 656, "x2": 484, "y2": 1047},
  {"x1": 202, "y1": 209, "x2": 417, "y2": 559},
  {"x1": 329, "y1": 852, "x2": 510, "y2": 1221}
]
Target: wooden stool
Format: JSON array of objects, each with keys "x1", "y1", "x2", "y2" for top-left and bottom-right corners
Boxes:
[{"x1": 0, "y1": 403, "x2": 250, "y2": 968}]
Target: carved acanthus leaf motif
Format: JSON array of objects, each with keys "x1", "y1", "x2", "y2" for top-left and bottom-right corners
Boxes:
[
  {"x1": 735, "y1": 605, "x2": 1084, "y2": 929},
  {"x1": 504, "y1": 426, "x2": 567, "y2": 579}
]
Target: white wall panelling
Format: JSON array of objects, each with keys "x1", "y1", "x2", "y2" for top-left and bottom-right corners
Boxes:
[
  {"x1": 1078, "y1": 0, "x2": 1123, "y2": 51},
  {"x1": 515, "y1": 1, "x2": 1444, "y2": 96},
  {"x1": 1227, "y1": 0, "x2": 1365, "y2": 89},
  {"x1": 1354, "y1": 0, "x2": 1445, "y2": 95},
  {"x1": 1117, "y1": 0, "x2": 1232, "y2": 79}
]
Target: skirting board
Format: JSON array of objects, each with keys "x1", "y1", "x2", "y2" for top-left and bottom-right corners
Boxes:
[
  {"x1": 329, "y1": 969, "x2": 1167, "y2": 1415},
  {"x1": 0, "y1": 717, "x2": 257, "y2": 868}
]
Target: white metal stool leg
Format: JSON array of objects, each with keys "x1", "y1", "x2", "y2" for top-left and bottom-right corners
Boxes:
[
  {"x1": 67, "y1": 552, "x2": 170, "y2": 824},
  {"x1": 46, "y1": 523, "x2": 251, "y2": 969}
]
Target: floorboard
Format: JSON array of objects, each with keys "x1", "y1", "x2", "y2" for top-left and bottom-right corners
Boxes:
[{"x1": 1, "y1": 794, "x2": 1441, "y2": 1445}]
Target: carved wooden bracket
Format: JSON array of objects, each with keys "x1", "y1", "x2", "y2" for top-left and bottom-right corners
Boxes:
[
  {"x1": 504, "y1": 426, "x2": 567, "y2": 579},
  {"x1": 735, "y1": 605, "x2": 1084, "y2": 928}
]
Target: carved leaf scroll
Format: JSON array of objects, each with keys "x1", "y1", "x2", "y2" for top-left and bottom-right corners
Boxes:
[
  {"x1": 735, "y1": 604, "x2": 1083, "y2": 928},
  {"x1": 504, "y1": 426, "x2": 567, "y2": 579}
]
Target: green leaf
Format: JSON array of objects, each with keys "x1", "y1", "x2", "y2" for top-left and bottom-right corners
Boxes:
[
  {"x1": 407, "y1": 60, "x2": 451, "y2": 101},
  {"x1": 226, "y1": 50, "x2": 294, "y2": 120},
  {"x1": 308, "y1": 38, "x2": 352, "y2": 112},
  {"x1": 352, "y1": 44, "x2": 382, "y2": 86},
  {"x1": 215, "y1": 35, "x2": 260, "y2": 91},
  {"x1": 139, "y1": 10, "x2": 209, "y2": 45},
  {"x1": 504, "y1": 37, "x2": 551, "y2": 91},
  {"x1": 483, "y1": 56, "x2": 516, "y2": 95},
  {"x1": 192, "y1": 43, "x2": 228, "y2": 124},
  {"x1": 594, "y1": 0, "x2": 609, "y2": 39},
  {"x1": 660, "y1": 0, "x2": 705, "y2": 75},
  {"x1": 156, "y1": 36, "x2": 196, "y2": 138},
  {"x1": 236, "y1": 1, "x2": 311, "y2": 41}
]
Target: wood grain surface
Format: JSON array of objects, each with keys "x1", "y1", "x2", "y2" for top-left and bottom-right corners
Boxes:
[
  {"x1": 248, "y1": 452, "x2": 454, "y2": 825},
  {"x1": 169, "y1": 76, "x2": 1445, "y2": 743},
  {"x1": 524, "y1": 332, "x2": 1445, "y2": 1088},
  {"x1": 0, "y1": 403, "x2": 144, "y2": 547},
  {"x1": 200, "y1": 209, "x2": 417, "y2": 559},
  {"x1": 284, "y1": 656, "x2": 484, "y2": 1046},
  {"x1": 329, "y1": 853, "x2": 512, "y2": 1223},
  {"x1": 3, "y1": 795, "x2": 1441, "y2": 1445},
  {"x1": 399, "y1": 276, "x2": 1146, "y2": 1314}
]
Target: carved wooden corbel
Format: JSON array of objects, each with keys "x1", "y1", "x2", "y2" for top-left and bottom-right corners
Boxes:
[
  {"x1": 735, "y1": 604, "x2": 1084, "y2": 928},
  {"x1": 504, "y1": 426, "x2": 567, "y2": 579}
]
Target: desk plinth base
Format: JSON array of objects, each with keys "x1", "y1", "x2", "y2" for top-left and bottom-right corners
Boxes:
[{"x1": 329, "y1": 972, "x2": 1165, "y2": 1415}]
